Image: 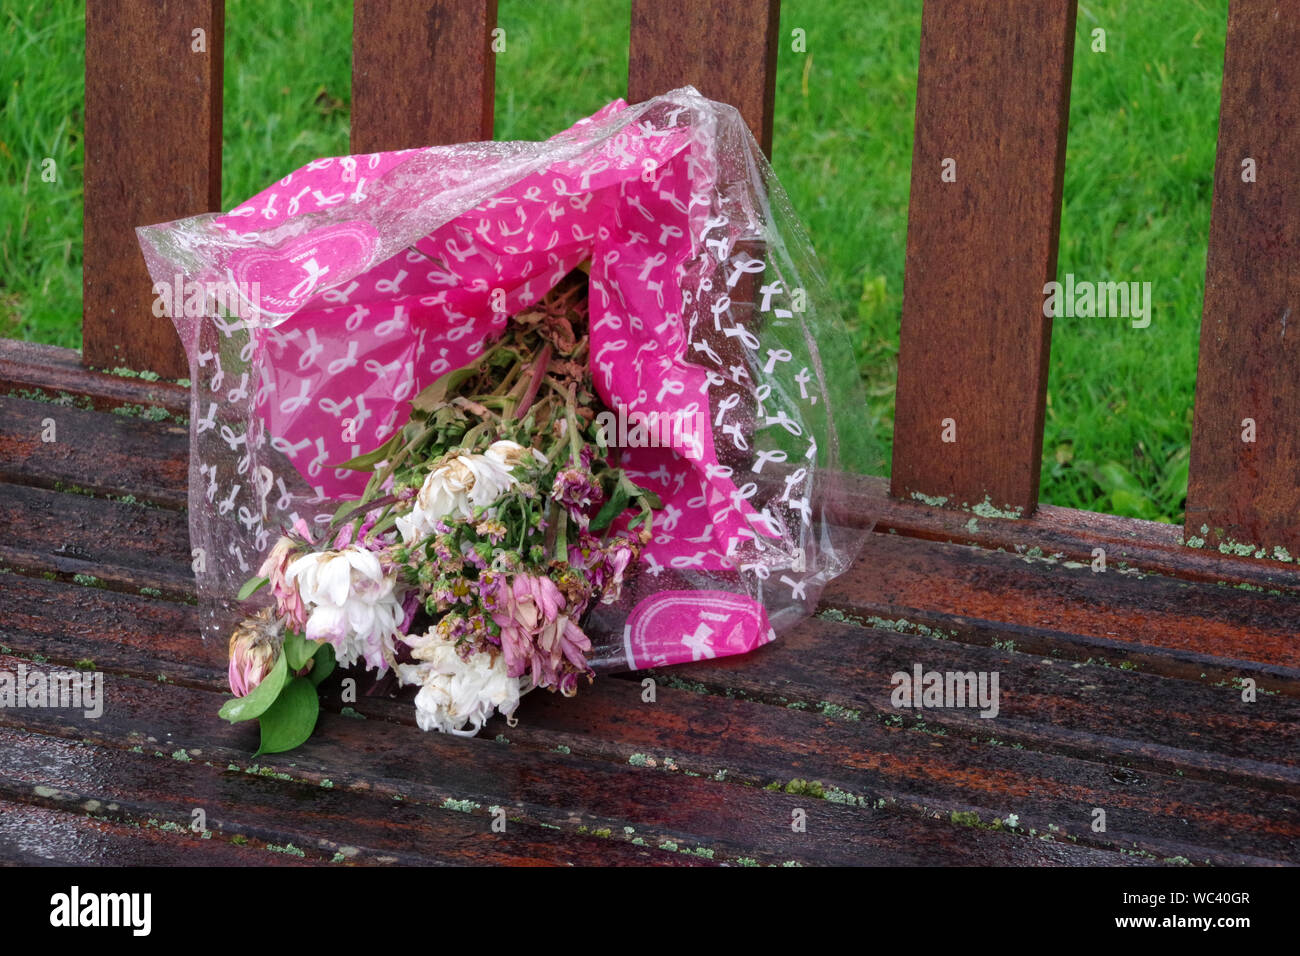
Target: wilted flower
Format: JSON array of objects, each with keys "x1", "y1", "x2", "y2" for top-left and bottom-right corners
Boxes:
[
  {"x1": 285, "y1": 546, "x2": 403, "y2": 672},
  {"x1": 396, "y1": 448, "x2": 520, "y2": 543},
  {"x1": 552, "y1": 465, "x2": 602, "y2": 526},
  {"x1": 258, "y1": 535, "x2": 307, "y2": 628},
  {"x1": 600, "y1": 541, "x2": 636, "y2": 604},
  {"x1": 397, "y1": 630, "x2": 524, "y2": 735},
  {"x1": 485, "y1": 439, "x2": 547, "y2": 470},
  {"x1": 492, "y1": 574, "x2": 593, "y2": 693},
  {"x1": 227, "y1": 607, "x2": 282, "y2": 697},
  {"x1": 475, "y1": 518, "x2": 508, "y2": 544}
]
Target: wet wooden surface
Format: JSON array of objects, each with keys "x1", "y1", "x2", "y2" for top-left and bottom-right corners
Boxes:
[
  {"x1": 891, "y1": 0, "x2": 1076, "y2": 516},
  {"x1": 1, "y1": 349, "x2": 1297, "y2": 865},
  {"x1": 82, "y1": 0, "x2": 223, "y2": 380},
  {"x1": 1188, "y1": 1, "x2": 1300, "y2": 560},
  {"x1": 352, "y1": 0, "x2": 498, "y2": 153}
]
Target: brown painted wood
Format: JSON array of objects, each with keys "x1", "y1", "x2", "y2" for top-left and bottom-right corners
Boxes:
[
  {"x1": 375, "y1": 664, "x2": 1287, "y2": 863},
  {"x1": 83, "y1": 0, "x2": 223, "y2": 379},
  {"x1": 0, "y1": 397, "x2": 188, "y2": 508},
  {"x1": 839, "y1": 475, "x2": 1300, "y2": 597},
  {"x1": 9, "y1": 563, "x2": 1292, "y2": 863},
  {"x1": 9, "y1": 561, "x2": 1292, "y2": 862},
  {"x1": 628, "y1": 0, "x2": 781, "y2": 156},
  {"x1": 4, "y1": 370, "x2": 1298, "y2": 863},
  {"x1": 1, "y1": 574, "x2": 222, "y2": 684},
  {"x1": 827, "y1": 529, "x2": 1300, "y2": 685},
  {"x1": 0, "y1": 653, "x2": 1135, "y2": 865},
  {"x1": 351, "y1": 0, "x2": 497, "y2": 152},
  {"x1": 0, "y1": 730, "x2": 701, "y2": 867},
  {"x1": 1188, "y1": 2, "x2": 1300, "y2": 560},
  {"x1": 0, "y1": 341, "x2": 189, "y2": 416},
  {"x1": 7, "y1": 562, "x2": 1297, "y2": 862},
  {"x1": 655, "y1": 615, "x2": 1300, "y2": 794},
  {"x1": 891, "y1": 0, "x2": 1076, "y2": 516},
  {"x1": 0, "y1": 483, "x2": 193, "y2": 599},
  {"x1": 0, "y1": 797, "x2": 310, "y2": 866}
]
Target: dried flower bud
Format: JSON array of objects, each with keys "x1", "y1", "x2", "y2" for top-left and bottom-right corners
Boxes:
[{"x1": 227, "y1": 607, "x2": 283, "y2": 697}]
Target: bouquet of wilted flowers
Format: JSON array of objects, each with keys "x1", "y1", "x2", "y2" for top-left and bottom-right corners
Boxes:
[
  {"x1": 140, "y1": 88, "x2": 877, "y2": 761},
  {"x1": 221, "y1": 272, "x2": 662, "y2": 753}
]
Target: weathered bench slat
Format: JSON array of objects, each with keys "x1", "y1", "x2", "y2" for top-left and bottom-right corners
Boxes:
[
  {"x1": 325, "y1": 671, "x2": 1300, "y2": 868},
  {"x1": 855, "y1": 475, "x2": 1300, "y2": 596},
  {"x1": 628, "y1": 0, "x2": 781, "y2": 155},
  {"x1": 1188, "y1": 2, "x2": 1300, "y2": 559},
  {"x1": 661, "y1": 618, "x2": 1300, "y2": 792},
  {"x1": 831, "y1": 529, "x2": 1300, "y2": 680},
  {"x1": 891, "y1": 0, "x2": 1077, "y2": 516},
  {"x1": 0, "y1": 397, "x2": 188, "y2": 509},
  {"x1": 0, "y1": 729, "x2": 698, "y2": 867},
  {"x1": 7, "y1": 547, "x2": 1293, "y2": 864},
  {"x1": 0, "y1": 483, "x2": 193, "y2": 598},
  {"x1": 83, "y1": 0, "x2": 223, "y2": 380},
  {"x1": 505, "y1": 676, "x2": 1298, "y2": 865},
  {"x1": 0, "y1": 342, "x2": 188, "y2": 416},
  {"x1": 1, "y1": 576, "x2": 221, "y2": 684},
  {"x1": 0, "y1": 652, "x2": 1139, "y2": 866},
  {"x1": 351, "y1": 0, "x2": 498, "y2": 153},
  {"x1": 7, "y1": 566, "x2": 1294, "y2": 863},
  {"x1": 0, "y1": 795, "x2": 310, "y2": 867}
]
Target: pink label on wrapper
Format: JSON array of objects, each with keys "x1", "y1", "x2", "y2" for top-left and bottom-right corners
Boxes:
[
  {"x1": 226, "y1": 221, "x2": 380, "y2": 320},
  {"x1": 623, "y1": 590, "x2": 775, "y2": 669}
]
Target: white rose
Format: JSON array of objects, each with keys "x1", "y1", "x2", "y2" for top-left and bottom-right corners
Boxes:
[
  {"x1": 397, "y1": 632, "x2": 523, "y2": 736},
  {"x1": 396, "y1": 448, "x2": 526, "y2": 543},
  {"x1": 285, "y1": 547, "x2": 403, "y2": 670}
]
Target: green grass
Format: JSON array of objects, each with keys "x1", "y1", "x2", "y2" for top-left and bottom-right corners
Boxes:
[{"x1": 0, "y1": 0, "x2": 1230, "y2": 522}]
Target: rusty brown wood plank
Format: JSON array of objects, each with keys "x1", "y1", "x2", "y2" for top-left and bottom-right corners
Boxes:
[
  {"x1": 83, "y1": 0, "x2": 223, "y2": 379},
  {"x1": 0, "y1": 397, "x2": 188, "y2": 508},
  {"x1": 655, "y1": 615, "x2": 1300, "y2": 793},
  {"x1": 0, "y1": 797, "x2": 309, "y2": 866},
  {"x1": 841, "y1": 476, "x2": 1300, "y2": 597},
  {"x1": 0, "y1": 729, "x2": 700, "y2": 867},
  {"x1": 4, "y1": 574, "x2": 1286, "y2": 862},
  {"x1": 828, "y1": 523, "x2": 1300, "y2": 682},
  {"x1": 0, "y1": 575, "x2": 222, "y2": 685},
  {"x1": 628, "y1": 0, "x2": 781, "y2": 155},
  {"x1": 351, "y1": 0, "x2": 497, "y2": 152},
  {"x1": 891, "y1": 0, "x2": 1076, "y2": 516},
  {"x1": 0, "y1": 654, "x2": 1134, "y2": 865},
  {"x1": 8, "y1": 571, "x2": 1286, "y2": 862},
  {"x1": 500, "y1": 676, "x2": 1298, "y2": 864},
  {"x1": 0, "y1": 484, "x2": 193, "y2": 599},
  {"x1": 1188, "y1": 1, "x2": 1300, "y2": 560},
  {"x1": 0, "y1": 341, "x2": 189, "y2": 417}
]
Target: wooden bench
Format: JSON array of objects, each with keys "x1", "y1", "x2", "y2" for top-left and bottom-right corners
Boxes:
[{"x1": 1, "y1": 0, "x2": 1297, "y2": 866}]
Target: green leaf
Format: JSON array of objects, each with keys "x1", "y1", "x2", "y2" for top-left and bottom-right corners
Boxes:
[
  {"x1": 254, "y1": 676, "x2": 320, "y2": 757},
  {"x1": 632, "y1": 485, "x2": 662, "y2": 510},
  {"x1": 590, "y1": 481, "x2": 632, "y2": 532},
  {"x1": 308, "y1": 643, "x2": 336, "y2": 686},
  {"x1": 218, "y1": 653, "x2": 288, "y2": 723},
  {"x1": 410, "y1": 360, "x2": 482, "y2": 414},
  {"x1": 283, "y1": 629, "x2": 320, "y2": 672},
  {"x1": 331, "y1": 433, "x2": 401, "y2": 472},
  {"x1": 236, "y1": 576, "x2": 269, "y2": 601}
]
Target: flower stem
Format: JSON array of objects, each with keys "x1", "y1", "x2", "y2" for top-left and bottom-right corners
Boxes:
[{"x1": 514, "y1": 343, "x2": 552, "y2": 420}]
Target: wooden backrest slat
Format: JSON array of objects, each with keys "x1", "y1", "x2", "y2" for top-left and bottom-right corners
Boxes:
[
  {"x1": 890, "y1": 0, "x2": 1077, "y2": 517},
  {"x1": 1187, "y1": 1, "x2": 1300, "y2": 557},
  {"x1": 628, "y1": 0, "x2": 780, "y2": 156},
  {"x1": 351, "y1": 0, "x2": 498, "y2": 153},
  {"x1": 82, "y1": 0, "x2": 224, "y2": 379}
]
